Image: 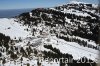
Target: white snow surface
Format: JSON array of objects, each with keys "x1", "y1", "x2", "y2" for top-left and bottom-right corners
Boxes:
[
  {"x1": 15, "y1": 35, "x2": 99, "y2": 63},
  {"x1": 0, "y1": 1, "x2": 99, "y2": 66},
  {"x1": 43, "y1": 36, "x2": 99, "y2": 62},
  {"x1": 62, "y1": 9, "x2": 91, "y2": 17},
  {"x1": 0, "y1": 18, "x2": 32, "y2": 39}
]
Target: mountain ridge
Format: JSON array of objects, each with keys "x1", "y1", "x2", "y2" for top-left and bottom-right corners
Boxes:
[{"x1": 0, "y1": 1, "x2": 100, "y2": 66}]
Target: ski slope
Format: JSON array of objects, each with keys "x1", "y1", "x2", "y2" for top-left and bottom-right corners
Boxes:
[
  {"x1": 42, "y1": 36, "x2": 99, "y2": 62},
  {"x1": 0, "y1": 18, "x2": 32, "y2": 39}
]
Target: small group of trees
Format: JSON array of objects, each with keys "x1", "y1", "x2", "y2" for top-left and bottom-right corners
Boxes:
[
  {"x1": 19, "y1": 46, "x2": 34, "y2": 58},
  {"x1": 72, "y1": 27, "x2": 98, "y2": 43},
  {"x1": 0, "y1": 33, "x2": 11, "y2": 58},
  {"x1": 10, "y1": 52, "x2": 17, "y2": 60},
  {"x1": 0, "y1": 33, "x2": 10, "y2": 47},
  {"x1": 43, "y1": 44, "x2": 73, "y2": 59},
  {"x1": 20, "y1": 47, "x2": 28, "y2": 58}
]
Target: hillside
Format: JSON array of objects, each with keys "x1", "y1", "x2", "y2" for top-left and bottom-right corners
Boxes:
[{"x1": 0, "y1": 1, "x2": 100, "y2": 66}]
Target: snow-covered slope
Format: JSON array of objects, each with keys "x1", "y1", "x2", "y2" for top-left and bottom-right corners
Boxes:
[
  {"x1": 0, "y1": 18, "x2": 32, "y2": 39},
  {"x1": 0, "y1": 1, "x2": 100, "y2": 66}
]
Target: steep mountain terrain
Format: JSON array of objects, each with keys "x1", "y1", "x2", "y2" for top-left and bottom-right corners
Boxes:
[{"x1": 0, "y1": 1, "x2": 100, "y2": 66}]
